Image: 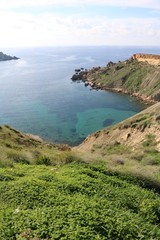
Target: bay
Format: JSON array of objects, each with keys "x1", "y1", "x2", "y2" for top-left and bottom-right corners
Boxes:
[{"x1": 0, "y1": 46, "x2": 159, "y2": 145}]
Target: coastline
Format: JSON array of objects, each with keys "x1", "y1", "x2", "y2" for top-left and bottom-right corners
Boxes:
[
  {"x1": 88, "y1": 84, "x2": 156, "y2": 105},
  {"x1": 72, "y1": 73, "x2": 157, "y2": 105},
  {"x1": 71, "y1": 54, "x2": 160, "y2": 105}
]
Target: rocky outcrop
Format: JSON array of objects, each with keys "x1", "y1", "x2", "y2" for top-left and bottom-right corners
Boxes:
[
  {"x1": 71, "y1": 68, "x2": 87, "y2": 81},
  {"x1": 132, "y1": 53, "x2": 160, "y2": 66},
  {"x1": 0, "y1": 52, "x2": 19, "y2": 61}
]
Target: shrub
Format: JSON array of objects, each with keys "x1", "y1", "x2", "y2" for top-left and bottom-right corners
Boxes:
[
  {"x1": 0, "y1": 174, "x2": 14, "y2": 181},
  {"x1": 143, "y1": 156, "x2": 160, "y2": 166},
  {"x1": 64, "y1": 153, "x2": 83, "y2": 164},
  {"x1": 7, "y1": 151, "x2": 30, "y2": 165},
  {"x1": 142, "y1": 151, "x2": 160, "y2": 166},
  {"x1": 131, "y1": 152, "x2": 144, "y2": 161},
  {"x1": 143, "y1": 134, "x2": 156, "y2": 147},
  {"x1": 0, "y1": 158, "x2": 14, "y2": 168},
  {"x1": 35, "y1": 156, "x2": 51, "y2": 166}
]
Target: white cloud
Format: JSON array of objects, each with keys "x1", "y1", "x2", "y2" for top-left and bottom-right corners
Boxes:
[
  {"x1": 0, "y1": 0, "x2": 160, "y2": 9},
  {"x1": 95, "y1": 0, "x2": 160, "y2": 9},
  {"x1": 0, "y1": 0, "x2": 160, "y2": 47}
]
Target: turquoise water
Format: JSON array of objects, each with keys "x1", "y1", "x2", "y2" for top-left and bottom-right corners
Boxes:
[
  {"x1": 76, "y1": 108, "x2": 136, "y2": 138},
  {"x1": 0, "y1": 46, "x2": 159, "y2": 145}
]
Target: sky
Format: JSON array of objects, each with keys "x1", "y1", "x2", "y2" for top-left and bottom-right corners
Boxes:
[{"x1": 0, "y1": 0, "x2": 159, "y2": 47}]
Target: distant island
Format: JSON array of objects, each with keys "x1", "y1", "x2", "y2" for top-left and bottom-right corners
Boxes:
[{"x1": 0, "y1": 51, "x2": 19, "y2": 61}]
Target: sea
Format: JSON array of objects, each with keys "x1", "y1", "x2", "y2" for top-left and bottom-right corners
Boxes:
[{"x1": 0, "y1": 46, "x2": 160, "y2": 146}]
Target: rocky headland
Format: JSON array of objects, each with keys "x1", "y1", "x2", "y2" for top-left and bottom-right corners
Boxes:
[
  {"x1": 71, "y1": 53, "x2": 160, "y2": 103},
  {"x1": 0, "y1": 51, "x2": 19, "y2": 61},
  {"x1": 73, "y1": 54, "x2": 160, "y2": 181}
]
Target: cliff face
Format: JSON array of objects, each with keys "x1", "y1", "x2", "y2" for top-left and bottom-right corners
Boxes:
[{"x1": 132, "y1": 54, "x2": 160, "y2": 66}]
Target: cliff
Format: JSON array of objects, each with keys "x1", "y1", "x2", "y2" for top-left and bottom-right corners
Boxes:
[
  {"x1": 132, "y1": 53, "x2": 160, "y2": 66},
  {"x1": 71, "y1": 53, "x2": 160, "y2": 102},
  {"x1": 0, "y1": 51, "x2": 19, "y2": 61}
]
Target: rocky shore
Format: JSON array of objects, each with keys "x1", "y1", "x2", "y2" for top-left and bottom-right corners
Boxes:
[{"x1": 71, "y1": 54, "x2": 160, "y2": 104}]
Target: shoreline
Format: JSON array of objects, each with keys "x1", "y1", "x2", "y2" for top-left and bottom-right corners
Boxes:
[
  {"x1": 72, "y1": 76, "x2": 157, "y2": 105},
  {"x1": 88, "y1": 83, "x2": 157, "y2": 105}
]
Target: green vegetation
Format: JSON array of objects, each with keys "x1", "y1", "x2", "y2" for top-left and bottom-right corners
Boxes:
[
  {"x1": 89, "y1": 59, "x2": 160, "y2": 101},
  {"x1": 0, "y1": 125, "x2": 75, "y2": 168},
  {"x1": 1, "y1": 161, "x2": 160, "y2": 239},
  {"x1": 0, "y1": 101, "x2": 160, "y2": 239},
  {"x1": 118, "y1": 113, "x2": 152, "y2": 133}
]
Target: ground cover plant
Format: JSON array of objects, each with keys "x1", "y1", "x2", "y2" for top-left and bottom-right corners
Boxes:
[{"x1": 1, "y1": 161, "x2": 160, "y2": 239}]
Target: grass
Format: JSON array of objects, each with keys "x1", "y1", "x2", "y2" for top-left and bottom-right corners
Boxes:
[
  {"x1": 102, "y1": 142, "x2": 131, "y2": 155},
  {"x1": 1, "y1": 161, "x2": 160, "y2": 239},
  {"x1": 87, "y1": 134, "x2": 160, "y2": 188},
  {"x1": 0, "y1": 125, "x2": 80, "y2": 168}
]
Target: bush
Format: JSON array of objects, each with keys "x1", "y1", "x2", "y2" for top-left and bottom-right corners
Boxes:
[
  {"x1": 35, "y1": 156, "x2": 51, "y2": 166},
  {"x1": 64, "y1": 153, "x2": 83, "y2": 164},
  {"x1": 7, "y1": 151, "x2": 30, "y2": 165},
  {"x1": 0, "y1": 158, "x2": 14, "y2": 168},
  {"x1": 143, "y1": 134, "x2": 156, "y2": 147}
]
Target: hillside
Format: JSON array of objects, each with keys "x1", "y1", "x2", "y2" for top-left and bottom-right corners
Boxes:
[
  {"x1": 71, "y1": 53, "x2": 160, "y2": 102},
  {"x1": 0, "y1": 125, "x2": 72, "y2": 167},
  {"x1": 75, "y1": 102, "x2": 160, "y2": 184},
  {"x1": 1, "y1": 124, "x2": 160, "y2": 239}
]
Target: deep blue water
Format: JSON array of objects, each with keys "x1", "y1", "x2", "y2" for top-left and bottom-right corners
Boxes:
[{"x1": 0, "y1": 46, "x2": 159, "y2": 145}]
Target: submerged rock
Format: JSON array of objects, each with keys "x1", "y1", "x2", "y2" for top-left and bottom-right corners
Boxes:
[{"x1": 103, "y1": 119, "x2": 114, "y2": 127}]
